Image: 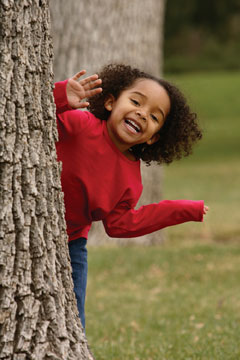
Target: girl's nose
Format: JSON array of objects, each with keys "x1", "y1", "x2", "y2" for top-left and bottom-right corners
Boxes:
[{"x1": 136, "y1": 109, "x2": 147, "y2": 121}]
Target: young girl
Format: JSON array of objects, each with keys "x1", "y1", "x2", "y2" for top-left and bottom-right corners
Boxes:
[{"x1": 54, "y1": 64, "x2": 208, "y2": 329}]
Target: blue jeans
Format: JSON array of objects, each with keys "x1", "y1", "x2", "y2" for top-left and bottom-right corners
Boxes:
[{"x1": 68, "y1": 237, "x2": 88, "y2": 329}]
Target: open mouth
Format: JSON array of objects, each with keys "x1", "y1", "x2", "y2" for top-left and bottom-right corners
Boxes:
[{"x1": 125, "y1": 119, "x2": 141, "y2": 134}]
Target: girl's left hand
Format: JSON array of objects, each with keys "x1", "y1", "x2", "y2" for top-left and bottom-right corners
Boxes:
[
  {"x1": 66, "y1": 70, "x2": 102, "y2": 109},
  {"x1": 203, "y1": 205, "x2": 209, "y2": 215}
]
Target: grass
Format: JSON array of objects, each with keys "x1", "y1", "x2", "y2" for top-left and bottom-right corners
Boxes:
[
  {"x1": 166, "y1": 71, "x2": 240, "y2": 161},
  {"x1": 86, "y1": 71, "x2": 240, "y2": 359},
  {"x1": 163, "y1": 71, "x2": 240, "y2": 242},
  {"x1": 87, "y1": 244, "x2": 240, "y2": 359}
]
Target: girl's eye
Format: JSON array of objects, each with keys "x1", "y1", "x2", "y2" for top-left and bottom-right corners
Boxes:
[
  {"x1": 131, "y1": 99, "x2": 140, "y2": 106},
  {"x1": 151, "y1": 114, "x2": 159, "y2": 122}
]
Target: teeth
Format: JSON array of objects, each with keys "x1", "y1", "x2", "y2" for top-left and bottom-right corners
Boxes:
[{"x1": 126, "y1": 119, "x2": 140, "y2": 132}]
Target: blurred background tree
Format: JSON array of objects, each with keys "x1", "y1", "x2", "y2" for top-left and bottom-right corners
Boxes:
[{"x1": 164, "y1": 0, "x2": 240, "y2": 73}]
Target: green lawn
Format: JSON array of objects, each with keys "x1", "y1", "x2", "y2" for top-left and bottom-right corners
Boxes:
[
  {"x1": 87, "y1": 244, "x2": 240, "y2": 359},
  {"x1": 166, "y1": 71, "x2": 240, "y2": 163},
  {"x1": 86, "y1": 71, "x2": 240, "y2": 359},
  {"x1": 163, "y1": 71, "x2": 240, "y2": 242}
]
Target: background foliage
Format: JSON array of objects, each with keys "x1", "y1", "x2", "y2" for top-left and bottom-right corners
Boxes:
[{"x1": 164, "y1": 0, "x2": 240, "y2": 73}]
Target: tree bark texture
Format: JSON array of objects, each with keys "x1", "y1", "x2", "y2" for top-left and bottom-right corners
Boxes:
[
  {"x1": 50, "y1": 0, "x2": 166, "y2": 246},
  {"x1": 0, "y1": 1, "x2": 93, "y2": 359}
]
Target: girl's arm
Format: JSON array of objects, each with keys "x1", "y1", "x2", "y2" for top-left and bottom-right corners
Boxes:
[
  {"x1": 53, "y1": 79, "x2": 72, "y2": 114},
  {"x1": 53, "y1": 70, "x2": 102, "y2": 113},
  {"x1": 102, "y1": 199, "x2": 205, "y2": 238},
  {"x1": 53, "y1": 71, "x2": 102, "y2": 139}
]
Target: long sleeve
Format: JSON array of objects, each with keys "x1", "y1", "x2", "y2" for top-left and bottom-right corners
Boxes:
[
  {"x1": 103, "y1": 199, "x2": 204, "y2": 238},
  {"x1": 53, "y1": 79, "x2": 72, "y2": 113}
]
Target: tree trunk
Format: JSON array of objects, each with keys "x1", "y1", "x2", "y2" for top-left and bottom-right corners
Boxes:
[
  {"x1": 0, "y1": 1, "x2": 93, "y2": 358},
  {"x1": 50, "y1": 0, "x2": 166, "y2": 245}
]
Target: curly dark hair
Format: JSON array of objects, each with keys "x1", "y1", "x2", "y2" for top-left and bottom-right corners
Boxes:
[{"x1": 88, "y1": 64, "x2": 202, "y2": 165}]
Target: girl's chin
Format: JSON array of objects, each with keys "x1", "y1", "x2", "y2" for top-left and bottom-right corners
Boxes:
[
  {"x1": 112, "y1": 127, "x2": 143, "y2": 148},
  {"x1": 121, "y1": 127, "x2": 142, "y2": 141}
]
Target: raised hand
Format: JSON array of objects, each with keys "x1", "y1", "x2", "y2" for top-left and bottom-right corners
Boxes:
[{"x1": 66, "y1": 70, "x2": 102, "y2": 109}]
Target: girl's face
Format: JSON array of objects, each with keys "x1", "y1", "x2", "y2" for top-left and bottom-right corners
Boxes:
[{"x1": 104, "y1": 78, "x2": 170, "y2": 156}]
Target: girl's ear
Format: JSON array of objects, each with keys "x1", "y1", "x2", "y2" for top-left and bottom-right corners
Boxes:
[
  {"x1": 146, "y1": 133, "x2": 160, "y2": 145},
  {"x1": 104, "y1": 94, "x2": 115, "y2": 111}
]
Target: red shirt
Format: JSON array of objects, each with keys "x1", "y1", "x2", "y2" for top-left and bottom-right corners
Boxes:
[{"x1": 54, "y1": 80, "x2": 204, "y2": 241}]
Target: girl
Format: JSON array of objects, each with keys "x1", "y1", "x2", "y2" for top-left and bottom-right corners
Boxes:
[{"x1": 54, "y1": 64, "x2": 208, "y2": 329}]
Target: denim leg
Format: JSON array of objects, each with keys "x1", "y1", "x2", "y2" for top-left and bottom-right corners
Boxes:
[{"x1": 68, "y1": 237, "x2": 88, "y2": 329}]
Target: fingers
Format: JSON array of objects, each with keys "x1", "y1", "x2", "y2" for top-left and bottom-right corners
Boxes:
[
  {"x1": 72, "y1": 70, "x2": 86, "y2": 81},
  {"x1": 78, "y1": 101, "x2": 90, "y2": 109},
  {"x1": 69, "y1": 70, "x2": 102, "y2": 108},
  {"x1": 72, "y1": 71, "x2": 102, "y2": 93},
  {"x1": 203, "y1": 205, "x2": 209, "y2": 215},
  {"x1": 80, "y1": 74, "x2": 100, "y2": 86},
  {"x1": 72, "y1": 71, "x2": 102, "y2": 87},
  {"x1": 81, "y1": 78, "x2": 102, "y2": 96},
  {"x1": 85, "y1": 86, "x2": 102, "y2": 98},
  {"x1": 85, "y1": 79, "x2": 102, "y2": 92},
  {"x1": 71, "y1": 100, "x2": 90, "y2": 109}
]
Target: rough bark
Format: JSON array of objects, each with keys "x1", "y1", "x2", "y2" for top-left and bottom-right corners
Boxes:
[
  {"x1": 50, "y1": 0, "x2": 166, "y2": 245},
  {"x1": 0, "y1": 1, "x2": 93, "y2": 358}
]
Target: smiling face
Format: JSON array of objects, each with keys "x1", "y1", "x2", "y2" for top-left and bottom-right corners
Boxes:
[{"x1": 104, "y1": 78, "x2": 171, "y2": 157}]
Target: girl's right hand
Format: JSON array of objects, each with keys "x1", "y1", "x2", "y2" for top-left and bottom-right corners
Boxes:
[{"x1": 66, "y1": 70, "x2": 102, "y2": 109}]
